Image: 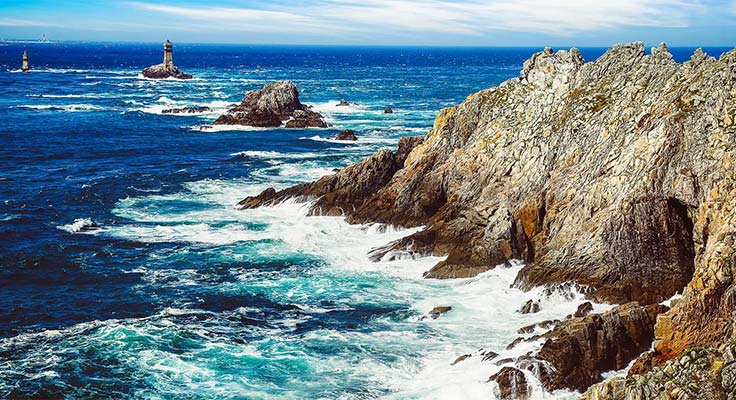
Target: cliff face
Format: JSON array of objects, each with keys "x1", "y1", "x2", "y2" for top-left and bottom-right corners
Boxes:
[{"x1": 241, "y1": 43, "x2": 736, "y2": 396}]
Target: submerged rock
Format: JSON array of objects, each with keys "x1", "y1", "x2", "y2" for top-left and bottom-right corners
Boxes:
[
  {"x1": 335, "y1": 129, "x2": 358, "y2": 141},
  {"x1": 383, "y1": 107, "x2": 393, "y2": 114},
  {"x1": 419, "y1": 306, "x2": 452, "y2": 320},
  {"x1": 214, "y1": 81, "x2": 327, "y2": 128},
  {"x1": 336, "y1": 99, "x2": 357, "y2": 107}
]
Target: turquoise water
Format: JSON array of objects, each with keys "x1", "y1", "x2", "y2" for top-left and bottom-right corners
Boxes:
[{"x1": 3, "y1": 43, "x2": 717, "y2": 399}]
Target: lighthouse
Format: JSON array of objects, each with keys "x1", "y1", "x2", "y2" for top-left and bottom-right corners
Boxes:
[
  {"x1": 163, "y1": 40, "x2": 174, "y2": 70},
  {"x1": 22, "y1": 51, "x2": 29, "y2": 73}
]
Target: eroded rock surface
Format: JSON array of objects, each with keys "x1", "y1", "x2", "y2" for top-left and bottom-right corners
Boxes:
[
  {"x1": 239, "y1": 43, "x2": 736, "y2": 395},
  {"x1": 214, "y1": 81, "x2": 327, "y2": 128}
]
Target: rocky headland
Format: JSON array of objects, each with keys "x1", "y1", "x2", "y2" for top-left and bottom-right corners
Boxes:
[
  {"x1": 239, "y1": 42, "x2": 736, "y2": 398},
  {"x1": 213, "y1": 80, "x2": 328, "y2": 128}
]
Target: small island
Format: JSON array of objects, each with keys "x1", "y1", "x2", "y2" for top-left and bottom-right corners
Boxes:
[
  {"x1": 213, "y1": 80, "x2": 327, "y2": 128},
  {"x1": 141, "y1": 40, "x2": 192, "y2": 80}
]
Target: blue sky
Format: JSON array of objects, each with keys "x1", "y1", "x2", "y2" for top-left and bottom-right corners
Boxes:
[{"x1": 1, "y1": 0, "x2": 735, "y2": 46}]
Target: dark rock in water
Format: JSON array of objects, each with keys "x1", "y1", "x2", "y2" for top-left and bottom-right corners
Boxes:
[
  {"x1": 162, "y1": 106, "x2": 211, "y2": 114},
  {"x1": 495, "y1": 357, "x2": 514, "y2": 366},
  {"x1": 518, "y1": 300, "x2": 540, "y2": 314},
  {"x1": 419, "y1": 306, "x2": 452, "y2": 320},
  {"x1": 451, "y1": 354, "x2": 471, "y2": 365},
  {"x1": 336, "y1": 99, "x2": 357, "y2": 107},
  {"x1": 384, "y1": 107, "x2": 393, "y2": 114},
  {"x1": 214, "y1": 80, "x2": 327, "y2": 128},
  {"x1": 285, "y1": 109, "x2": 328, "y2": 128},
  {"x1": 517, "y1": 319, "x2": 560, "y2": 334},
  {"x1": 480, "y1": 349, "x2": 499, "y2": 362},
  {"x1": 335, "y1": 130, "x2": 358, "y2": 141},
  {"x1": 141, "y1": 64, "x2": 192, "y2": 80},
  {"x1": 506, "y1": 337, "x2": 525, "y2": 350},
  {"x1": 574, "y1": 301, "x2": 594, "y2": 318},
  {"x1": 492, "y1": 367, "x2": 530, "y2": 400},
  {"x1": 535, "y1": 302, "x2": 669, "y2": 392}
]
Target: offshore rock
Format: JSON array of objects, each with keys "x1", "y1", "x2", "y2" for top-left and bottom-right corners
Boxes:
[
  {"x1": 141, "y1": 63, "x2": 192, "y2": 80},
  {"x1": 335, "y1": 129, "x2": 358, "y2": 141},
  {"x1": 239, "y1": 43, "x2": 736, "y2": 393},
  {"x1": 214, "y1": 81, "x2": 327, "y2": 128},
  {"x1": 384, "y1": 107, "x2": 393, "y2": 113},
  {"x1": 535, "y1": 302, "x2": 668, "y2": 392},
  {"x1": 492, "y1": 367, "x2": 530, "y2": 400},
  {"x1": 162, "y1": 106, "x2": 211, "y2": 114}
]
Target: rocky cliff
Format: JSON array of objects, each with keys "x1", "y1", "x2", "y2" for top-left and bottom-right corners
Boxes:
[
  {"x1": 214, "y1": 80, "x2": 327, "y2": 128},
  {"x1": 240, "y1": 43, "x2": 736, "y2": 398}
]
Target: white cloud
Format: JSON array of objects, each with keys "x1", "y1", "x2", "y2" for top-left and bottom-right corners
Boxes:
[
  {"x1": 124, "y1": 0, "x2": 702, "y2": 36},
  {"x1": 0, "y1": 18, "x2": 60, "y2": 27}
]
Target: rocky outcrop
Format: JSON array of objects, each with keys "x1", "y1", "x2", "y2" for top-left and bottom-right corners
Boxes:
[
  {"x1": 581, "y1": 343, "x2": 736, "y2": 400},
  {"x1": 141, "y1": 64, "x2": 192, "y2": 80},
  {"x1": 214, "y1": 81, "x2": 327, "y2": 128},
  {"x1": 238, "y1": 43, "x2": 736, "y2": 396},
  {"x1": 162, "y1": 106, "x2": 211, "y2": 114},
  {"x1": 535, "y1": 302, "x2": 668, "y2": 392},
  {"x1": 335, "y1": 129, "x2": 358, "y2": 141},
  {"x1": 492, "y1": 367, "x2": 530, "y2": 400}
]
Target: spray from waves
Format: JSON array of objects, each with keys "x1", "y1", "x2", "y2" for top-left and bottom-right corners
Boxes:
[
  {"x1": 81, "y1": 171, "x2": 614, "y2": 399},
  {"x1": 300, "y1": 135, "x2": 399, "y2": 145},
  {"x1": 57, "y1": 218, "x2": 98, "y2": 233}
]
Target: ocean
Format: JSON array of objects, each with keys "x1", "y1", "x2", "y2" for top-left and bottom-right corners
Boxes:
[{"x1": 0, "y1": 43, "x2": 725, "y2": 399}]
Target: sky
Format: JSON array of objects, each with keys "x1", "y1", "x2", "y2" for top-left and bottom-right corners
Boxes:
[{"x1": 0, "y1": 0, "x2": 735, "y2": 46}]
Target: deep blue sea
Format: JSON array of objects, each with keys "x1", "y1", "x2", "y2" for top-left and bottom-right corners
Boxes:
[{"x1": 0, "y1": 43, "x2": 728, "y2": 399}]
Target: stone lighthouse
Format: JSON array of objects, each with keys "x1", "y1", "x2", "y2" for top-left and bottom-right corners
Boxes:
[
  {"x1": 141, "y1": 40, "x2": 192, "y2": 79},
  {"x1": 22, "y1": 51, "x2": 29, "y2": 73},
  {"x1": 163, "y1": 40, "x2": 174, "y2": 70}
]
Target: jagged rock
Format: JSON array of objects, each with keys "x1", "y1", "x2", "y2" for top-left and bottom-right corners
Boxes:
[
  {"x1": 335, "y1": 129, "x2": 358, "y2": 141},
  {"x1": 518, "y1": 300, "x2": 540, "y2": 314},
  {"x1": 420, "y1": 306, "x2": 452, "y2": 320},
  {"x1": 451, "y1": 354, "x2": 471, "y2": 365},
  {"x1": 141, "y1": 64, "x2": 192, "y2": 79},
  {"x1": 581, "y1": 346, "x2": 733, "y2": 400},
  {"x1": 214, "y1": 81, "x2": 327, "y2": 128},
  {"x1": 336, "y1": 99, "x2": 356, "y2": 107},
  {"x1": 574, "y1": 302, "x2": 593, "y2": 318},
  {"x1": 492, "y1": 367, "x2": 530, "y2": 400},
  {"x1": 535, "y1": 302, "x2": 668, "y2": 392},
  {"x1": 239, "y1": 136, "x2": 425, "y2": 215},
  {"x1": 481, "y1": 350, "x2": 499, "y2": 362},
  {"x1": 238, "y1": 44, "x2": 736, "y2": 393},
  {"x1": 384, "y1": 107, "x2": 393, "y2": 113},
  {"x1": 162, "y1": 106, "x2": 211, "y2": 114},
  {"x1": 517, "y1": 319, "x2": 559, "y2": 334}
]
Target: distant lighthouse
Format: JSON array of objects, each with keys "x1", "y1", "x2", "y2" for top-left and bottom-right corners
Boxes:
[
  {"x1": 22, "y1": 51, "x2": 29, "y2": 73},
  {"x1": 163, "y1": 40, "x2": 174, "y2": 70}
]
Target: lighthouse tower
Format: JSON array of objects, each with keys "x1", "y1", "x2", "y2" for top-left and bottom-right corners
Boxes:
[
  {"x1": 163, "y1": 40, "x2": 174, "y2": 70},
  {"x1": 22, "y1": 51, "x2": 29, "y2": 73}
]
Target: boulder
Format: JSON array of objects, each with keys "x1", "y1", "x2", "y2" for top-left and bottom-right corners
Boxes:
[
  {"x1": 574, "y1": 301, "x2": 593, "y2": 318},
  {"x1": 214, "y1": 81, "x2": 327, "y2": 128},
  {"x1": 419, "y1": 306, "x2": 452, "y2": 320},
  {"x1": 384, "y1": 107, "x2": 393, "y2": 113},
  {"x1": 335, "y1": 130, "x2": 358, "y2": 141}
]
